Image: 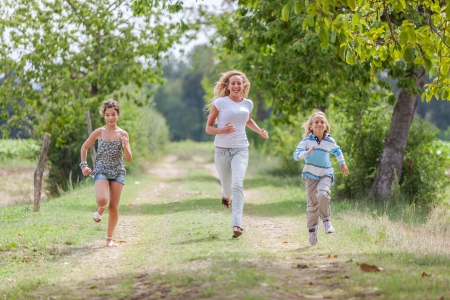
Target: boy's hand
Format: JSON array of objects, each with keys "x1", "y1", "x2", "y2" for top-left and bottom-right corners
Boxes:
[
  {"x1": 306, "y1": 146, "x2": 316, "y2": 155},
  {"x1": 340, "y1": 164, "x2": 350, "y2": 176}
]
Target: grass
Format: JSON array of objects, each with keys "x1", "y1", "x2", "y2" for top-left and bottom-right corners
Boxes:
[{"x1": 1, "y1": 141, "x2": 450, "y2": 299}]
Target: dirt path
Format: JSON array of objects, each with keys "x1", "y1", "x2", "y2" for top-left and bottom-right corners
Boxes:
[{"x1": 28, "y1": 153, "x2": 376, "y2": 299}]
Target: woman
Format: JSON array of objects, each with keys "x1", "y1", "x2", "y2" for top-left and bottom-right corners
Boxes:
[{"x1": 205, "y1": 70, "x2": 268, "y2": 238}]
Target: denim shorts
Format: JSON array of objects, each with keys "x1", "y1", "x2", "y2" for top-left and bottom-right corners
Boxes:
[{"x1": 93, "y1": 173, "x2": 125, "y2": 185}]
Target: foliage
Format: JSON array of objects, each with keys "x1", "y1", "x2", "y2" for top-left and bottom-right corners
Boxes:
[
  {"x1": 334, "y1": 102, "x2": 450, "y2": 205},
  {"x1": 213, "y1": 1, "x2": 379, "y2": 122},
  {"x1": 265, "y1": 118, "x2": 303, "y2": 175},
  {"x1": 401, "y1": 122, "x2": 450, "y2": 205},
  {"x1": 281, "y1": 0, "x2": 450, "y2": 101},
  {"x1": 0, "y1": 139, "x2": 40, "y2": 160},
  {"x1": 0, "y1": 0, "x2": 187, "y2": 193}
]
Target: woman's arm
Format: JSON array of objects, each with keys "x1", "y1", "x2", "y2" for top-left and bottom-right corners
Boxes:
[
  {"x1": 246, "y1": 113, "x2": 268, "y2": 139},
  {"x1": 205, "y1": 105, "x2": 236, "y2": 135}
]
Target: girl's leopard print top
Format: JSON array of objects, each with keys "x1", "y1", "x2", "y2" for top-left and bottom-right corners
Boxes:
[{"x1": 92, "y1": 129, "x2": 126, "y2": 179}]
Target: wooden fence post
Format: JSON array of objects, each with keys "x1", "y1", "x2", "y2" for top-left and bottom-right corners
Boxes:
[
  {"x1": 34, "y1": 133, "x2": 51, "y2": 212},
  {"x1": 85, "y1": 111, "x2": 96, "y2": 166}
]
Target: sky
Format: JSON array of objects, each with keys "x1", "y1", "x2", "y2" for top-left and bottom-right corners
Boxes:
[{"x1": 170, "y1": 0, "x2": 229, "y2": 58}]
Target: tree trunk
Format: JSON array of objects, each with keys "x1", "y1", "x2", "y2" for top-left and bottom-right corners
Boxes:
[
  {"x1": 371, "y1": 68, "x2": 425, "y2": 199},
  {"x1": 34, "y1": 133, "x2": 51, "y2": 212}
]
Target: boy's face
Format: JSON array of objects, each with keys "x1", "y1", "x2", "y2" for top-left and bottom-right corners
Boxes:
[{"x1": 309, "y1": 115, "x2": 328, "y2": 137}]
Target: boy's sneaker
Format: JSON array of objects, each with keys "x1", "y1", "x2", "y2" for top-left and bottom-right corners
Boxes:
[
  {"x1": 309, "y1": 226, "x2": 318, "y2": 245},
  {"x1": 323, "y1": 220, "x2": 335, "y2": 234}
]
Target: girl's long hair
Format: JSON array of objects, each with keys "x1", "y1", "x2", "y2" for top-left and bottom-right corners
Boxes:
[
  {"x1": 205, "y1": 70, "x2": 250, "y2": 111},
  {"x1": 302, "y1": 111, "x2": 330, "y2": 138}
]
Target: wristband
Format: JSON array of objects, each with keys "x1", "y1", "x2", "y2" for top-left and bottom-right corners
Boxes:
[{"x1": 79, "y1": 161, "x2": 88, "y2": 168}]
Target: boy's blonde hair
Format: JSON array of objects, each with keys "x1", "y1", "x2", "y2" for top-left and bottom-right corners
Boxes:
[
  {"x1": 205, "y1": 70, "x2": 250, "y2": 111},
  {"x1": 99, "y1": 99, "x2": 120, "y2": 117},
  {"x1": 302, "y1": 111, "x2": 330, "y2": 138}
]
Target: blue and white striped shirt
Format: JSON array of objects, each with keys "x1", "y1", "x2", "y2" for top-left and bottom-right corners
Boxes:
[{"x1": 293, "y1": 134, "x2": 345, "y2": 182}]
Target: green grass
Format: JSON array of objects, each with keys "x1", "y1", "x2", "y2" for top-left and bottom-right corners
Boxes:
[{"x1": 1, "y1": 141, "x2": 450, "y2": 299}]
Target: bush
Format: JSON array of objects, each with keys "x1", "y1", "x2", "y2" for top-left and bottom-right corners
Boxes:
[
  {"x1": 266, "y1": 119, "x2": 303, "y2": 176},
  {"x1": 0, "y1": 139, "x2": 41, "y2": 160},
  {"x1": 334, "y1": 105, "x2": 391, "y2": 199},
  {"x1": 335, "y1": 103, "x2": 450, "y2": 205},
  {"x1": 400, "y1": 121, "x2": 450, "y2": 205}
]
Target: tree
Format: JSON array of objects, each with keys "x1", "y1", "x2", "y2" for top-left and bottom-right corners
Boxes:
[
  {"x1": 278, "y1": 0, "x2": 450, "y2": 199},
  {"x1": 212, "y1": 1, "x2": 376, "y2": 123},
  {"x1": 0, "y1": 0, "x2": 186, "y2": 192}
]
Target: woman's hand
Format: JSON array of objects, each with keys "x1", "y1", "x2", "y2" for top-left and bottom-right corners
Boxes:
[
  {"x1": 120, "y1": 135, "x2": 129, "y2": 148},
  {"x1": 259, "y1": 128, "x2": 269, "y2": 139},
  {"x1": 221, "y1": 122, "x2": 236, "y2": 134},
  {"x1": 81, "y1": 166, "x2": 92, "y2": 176},
  {"x1": 340, "y1": 164, "x2": 350, "y2": 176}
]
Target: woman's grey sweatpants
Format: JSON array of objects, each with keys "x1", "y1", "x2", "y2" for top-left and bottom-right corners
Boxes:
[
  {"x1": 306, "y1": 176, "x2": 332, "y2": 229},
  {"x1": 214, "y1": 147, "x2": 249, "y2": 227}
]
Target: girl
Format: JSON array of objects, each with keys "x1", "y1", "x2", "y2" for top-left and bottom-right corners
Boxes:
[
  {"x1": 80, "y1": 99, "x2": 132, "y2": 247},
  {"x1": 205, "y1": 70, "x2": 268, "y2": 238},
  {"x1": 293, "y1": 111, "x2": 349, "y2": 245}
]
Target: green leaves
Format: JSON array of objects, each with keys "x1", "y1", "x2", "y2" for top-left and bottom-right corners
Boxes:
[
  {"x1": 282, "y1": 3, "x2": 290, "y2": 21},
  {"x1": 279, "y1": 0, "x2": 450, "y2": 100}
]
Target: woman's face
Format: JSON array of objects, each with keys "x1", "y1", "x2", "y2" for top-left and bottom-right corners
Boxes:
[{"x1": 227, "y1": 75, "x2": 244, "y2": 98}]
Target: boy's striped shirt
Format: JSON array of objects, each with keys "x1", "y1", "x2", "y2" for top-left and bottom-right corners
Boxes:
[{"x1": 293, "y1": 133, "x2": 345, "y2": 182}]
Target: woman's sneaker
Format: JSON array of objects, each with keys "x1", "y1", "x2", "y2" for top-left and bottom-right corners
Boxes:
[
  {"x1": 309, "y1": 226, "x2": 318, "y2": 245},
  {"x1": 323, "y1": 220, "x2": 335, "y2": 234}
]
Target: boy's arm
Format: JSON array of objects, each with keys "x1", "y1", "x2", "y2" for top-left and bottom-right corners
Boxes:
[
  {"x1": 293, "y1": 140, "x2": 314, "y2": 161},
  {"x1": 331, "y1": 144, "x2": 350, "y2": 175},
  {"x1": 330, "y1": 146, "x2": 345, "y2": 165}
]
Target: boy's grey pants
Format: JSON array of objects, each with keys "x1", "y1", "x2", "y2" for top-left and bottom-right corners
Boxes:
[
  {"x1": 214, "y1": 147, "x2": 249, "y2": 227},
  {"x1": 306, "y1": 176, "x2": 332, "y2": 229}
]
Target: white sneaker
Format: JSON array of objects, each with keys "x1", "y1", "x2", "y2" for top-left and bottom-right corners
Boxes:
[
  {"x1": 309, "y1": 226, "x2": 318, "y2": 245},
  {"x1": 323, "y1": 220, "x2": 335, "y2": 234}
]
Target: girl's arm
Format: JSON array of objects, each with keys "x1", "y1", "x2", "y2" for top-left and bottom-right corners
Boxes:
[
  {"x1": 121, "y1": 131, "x2": 132, "y2": 163},
  {"x1": 246, "y1": 113, "x2": 268, "y2": 139},
  {"x1": 205, "y1": 105, "x2": 236, "y2": 135},
  {"x1": 80, "y1": 129, "x2": 100, "y2": 175}
]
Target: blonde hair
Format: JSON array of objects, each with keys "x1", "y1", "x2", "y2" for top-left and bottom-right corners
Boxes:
[
  {"x1": 205, "y1": 70, "x2": 250, "y2": 111},
  {"x1": 99, "y1": 99, "x2": 120, "y2": 117},
  {"x1": 302, "y1": 111, "x2": 330, "y2": 138}
]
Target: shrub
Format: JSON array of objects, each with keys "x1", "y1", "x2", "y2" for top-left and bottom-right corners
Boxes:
[
  {"x1": 335, "y1": 103, "x2": 450, "y2": 205},
  {"x1": 0, "y1": 139, "x2": 41, "y2": 160}
]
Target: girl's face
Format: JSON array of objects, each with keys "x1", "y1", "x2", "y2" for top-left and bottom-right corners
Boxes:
[
  {"x1": 104, "y1": 108, "x2": 119, "y2": 125},
  {"x1": 227, "y1": 75, "x2": 244, "y2": 98},
  {"x1": 309, "y1": 115, "x2": 328, "y2": 137}
]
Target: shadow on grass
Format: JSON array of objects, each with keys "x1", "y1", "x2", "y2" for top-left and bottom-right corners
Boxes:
[{"x1": 120, "y1": 197, "x2": 305, "y2": 217}]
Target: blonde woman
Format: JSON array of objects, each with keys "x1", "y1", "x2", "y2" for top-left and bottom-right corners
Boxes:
[
  {"x1": 205, "y1": 70, "x2": 268, "y2": 238},
  {"x1": 293, "y1": 111, "x2": 349, "y2": 245}
]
